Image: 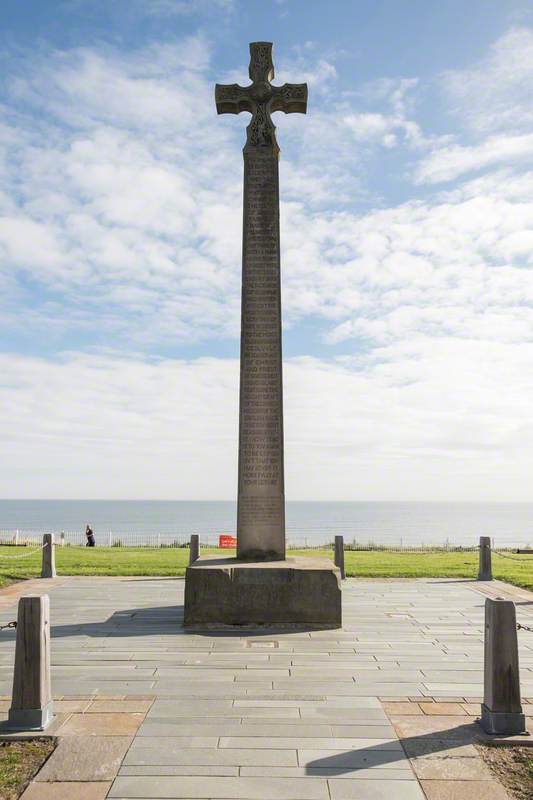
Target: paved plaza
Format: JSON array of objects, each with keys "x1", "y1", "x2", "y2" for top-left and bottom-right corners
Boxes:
[{"x1": 1, "y1": 575, "x2": 532, "y2": 798}]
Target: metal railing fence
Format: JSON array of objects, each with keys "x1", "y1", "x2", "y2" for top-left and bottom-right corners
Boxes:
[{"x1": 0, "y1": 529, "x2": 530, "y2": 553}]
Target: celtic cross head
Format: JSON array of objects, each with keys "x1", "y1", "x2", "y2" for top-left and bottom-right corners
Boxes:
[{"x1": 215, "y1": 42, "x2": 308, "y2": 152}]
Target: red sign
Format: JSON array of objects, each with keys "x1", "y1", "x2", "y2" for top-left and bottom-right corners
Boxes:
[{"x1": 219, "y1": 535, "x2": 237, "y2": 548}]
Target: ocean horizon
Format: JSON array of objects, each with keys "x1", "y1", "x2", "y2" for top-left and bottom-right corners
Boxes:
[{"x1": 0, "y1": 499, "x2": 531, "y2": 548}]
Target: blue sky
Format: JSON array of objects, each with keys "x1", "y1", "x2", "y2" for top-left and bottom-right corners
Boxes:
[{"x1": 1, "y1": 0, "x2": 532, "y2": 499}]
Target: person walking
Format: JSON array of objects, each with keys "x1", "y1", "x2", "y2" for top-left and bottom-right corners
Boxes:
[{"x1": 85, "y1": 524, "x2": 96, "y2": 547}]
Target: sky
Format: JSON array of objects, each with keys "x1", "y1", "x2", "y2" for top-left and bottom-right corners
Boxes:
[{"x1": 1, "y1": 0, "x2": 532, "y2": 501}]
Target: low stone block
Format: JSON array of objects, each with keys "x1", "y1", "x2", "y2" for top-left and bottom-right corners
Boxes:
[{"x1": 184, "y1": 555, "x2": 341, "y2": 628}]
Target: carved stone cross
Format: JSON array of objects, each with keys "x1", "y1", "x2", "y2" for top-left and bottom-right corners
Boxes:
[
  {"x1": 215, "y1": 41, "x2": 307, "y2": 152},
  {"x1": 215, "y1": 43, "x2": 307, "y2": 561}
]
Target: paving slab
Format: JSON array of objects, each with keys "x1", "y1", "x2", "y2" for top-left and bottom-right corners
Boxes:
[
  {"x1": 108, "y1": 775, "x2": 330, "y2": 798},
  {"x1": 57, "y1": 711, "x2": 145, "y2": 735},
  {"x1": 219, "y1": 736, "x2": 404, "y2": 750},
  {"x1": 2, "y1": 575, "x2": 530, "y2": 800},
  {"x1": 124, "y1": 744, "x2": 298, "y2": 767},
  {"x1": 419, "y1": 779, "x2": 510, "y2": 799},
  {"x1": 36, "y1": 735, "x2": 132, "y2": 781},
  {"x1": 21, "y1": 782, "x2": 112, "y2": 799},
  {"x1": 328, "y1": 780, "x2": 425, "y2": 799},
  {"x1": 410, "y1": 756, "x2": 493, "y2": 780}
]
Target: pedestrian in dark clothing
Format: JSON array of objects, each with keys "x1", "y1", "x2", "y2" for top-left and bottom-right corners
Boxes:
[{"x1": 85, "y1": 524, "x2": 96, "y2": 547}]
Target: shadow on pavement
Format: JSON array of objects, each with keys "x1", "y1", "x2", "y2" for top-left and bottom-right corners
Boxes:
[{"x1": 305, "y1": 721, "x2": 488, "y2": 774}]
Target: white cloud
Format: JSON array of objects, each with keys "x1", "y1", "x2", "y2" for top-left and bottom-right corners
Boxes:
[
  {"x1": 416, "y1": 133, "x2": 533, "y2": 183},
  {"x1": 443, "y1": 27, "x2": 533, "y2": 134},
  {"x1": 1, "y1": 349, "x2": 532, "y2": 501},
  {"x1": 416, "y1": 28, "x2": 533, "y2": 184},
  {"x1": 1, "y1": 31, "x2": 533, "y2": 501}
]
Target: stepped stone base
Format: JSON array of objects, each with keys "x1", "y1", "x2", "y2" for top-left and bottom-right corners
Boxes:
[{"x1": 184, "y1": 555, "x2": 342, "y2": 628}]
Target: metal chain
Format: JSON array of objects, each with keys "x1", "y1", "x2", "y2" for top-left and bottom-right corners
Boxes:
[
  {"x1": 517, "y1": 623, "x2": 533, "y2": 633},
  {"x1": 0, "y1": 542, "x2": 48, "y2": 559},
  {"x1": 0, "y1": 621, "x2": 17, "y2": 631},
  {"x1": 492, "y1": 549, "x2": 530, "y2": 563}
]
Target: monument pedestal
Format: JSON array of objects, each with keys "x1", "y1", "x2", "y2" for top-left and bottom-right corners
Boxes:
[{"x1": 184, "y1": 555, "x2": 342, "y2": 628}]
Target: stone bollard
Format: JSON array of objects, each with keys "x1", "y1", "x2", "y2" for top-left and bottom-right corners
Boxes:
[
  {"x1": 8, "y1": 595, "x2": 54, "y2": 730},
  {"x1": 478, "y1": 536, "x2": 492, "y2": 581},
  {"x1": 41, "y1": 533, "x2": 56, "y2": 578},
  {"x1": 334, "y1": 535, "x2": 345, "y2": 580},
  {"x1": 480, "y1": 597, "x2": 526, "y2": 735},
  {"x1": 189, "y1": 534, "x2": 200, "y2": 565}
]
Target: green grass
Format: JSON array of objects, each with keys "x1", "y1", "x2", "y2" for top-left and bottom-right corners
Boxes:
[
  {"x1": 0, "y1": 739, "x2": 55, "y2": 800},
  {"x1": 0, "y1": 545, "x2": 531, "y2": 591}
]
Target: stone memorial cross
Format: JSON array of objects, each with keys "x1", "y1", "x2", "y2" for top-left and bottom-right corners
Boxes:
[{"x1": 216, "y1": 42, "x2": 307, "y2": 561}]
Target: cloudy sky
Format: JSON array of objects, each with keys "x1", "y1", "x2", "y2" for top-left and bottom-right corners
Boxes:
[{"x1": 1, "y1": 0, "x2": 532, "y2": 500}]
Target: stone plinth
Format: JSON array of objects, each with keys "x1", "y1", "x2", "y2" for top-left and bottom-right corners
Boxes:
[{"x1": 184, "y1": 555, "x2": 341, "y2": 628}]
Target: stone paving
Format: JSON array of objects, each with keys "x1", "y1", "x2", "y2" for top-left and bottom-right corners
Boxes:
[{"x1": 0, "y1": 575, "x2": 532, "y2": 798}]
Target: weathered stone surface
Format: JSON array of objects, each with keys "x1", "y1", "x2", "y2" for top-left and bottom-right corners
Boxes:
[
  {"x1": 334, "y1": 536, "x2": 345, "y2": 579},
  {"x1": 481, "y1": 597, "x2": 526, "y2": 735},
  {"x1": 215, "y1": 43, "x2": 307, "y2": 561},
  {"x1": 58, "y1": 711, "x2": 145, "y2": 736},
  {"x1": 36, "y1": 735, "x2": 132, "y2": 781},
  {"x1": 41, "y1": 533, "x2": 56, "y2": 578},
  {"x1": 419, "y1": 780, "x2": 509, "y2": 799},
  {"x1": 21, "y1": 783, "x2": 112, "y2": 800},
  {"x1": 8, "y1": 594, "x2": 53, "y2": 730},
  {"x1": 477, "y1": 536, "x2": 492, "y2": 581},
  {"x1": 189, "y1": 534, "x2": 199, "y2": 565},
  {"x1": 184, "y1": 555, "x2": 341, "y2": 627},
  {"x1": 411, "y1": 756, "x2": 492, "y2": 780}
]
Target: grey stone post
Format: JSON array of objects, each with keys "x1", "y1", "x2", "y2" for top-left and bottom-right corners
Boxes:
[
  {"x1": 41, "y1": 533, "x2": 56, "y2": 578},
  {"x1": 334, "y1": 535, "x2": 345, "y2": 580},
  {"x1": 189, "y1": 534, "x2": 200, "y2": 565},
  {"x1": 8, "y1": 595, "x2": 54, "y2": 730},
  {"x1": 478, "y1": 536, "x2": 492, "y2": 581},
  {"x1": 480, "y1": 597, "x2": 525, "y2": 735}
]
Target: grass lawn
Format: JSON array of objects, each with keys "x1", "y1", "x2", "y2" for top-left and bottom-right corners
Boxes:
[
  {"x1": 0, "y1": 545, "x2": 531, "y2": 591},
  {"x1": 0, "y1": 739, "x2": 55, "y2": 800}
]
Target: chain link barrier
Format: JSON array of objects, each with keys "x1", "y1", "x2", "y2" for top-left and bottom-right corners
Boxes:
[
  {"x1": 492, "y1": 549, "x2": 531, "y2": 563},
  {"x1": 0, "y1": 542, "x2": 48, "y2": 559},
  {"x1": 0, "y1": 621, "x2": 17, "y2": 631}
]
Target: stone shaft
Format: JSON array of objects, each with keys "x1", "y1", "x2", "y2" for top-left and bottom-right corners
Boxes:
[
  {"x1": 41, "y1": 532, "x2": 56, "y2": 578},
  {"x1": 481, "y1": 597, "x2": 525, "y2": 735},
  {"x1": 237, "y1": 148, "x2": 285, "y2": 561},
  {"x1": 477, "y1": 535, "x2": 492, "y2": 581},
  {"x1": 8, "y1": 595, "x2": 53, "y2": 730}
]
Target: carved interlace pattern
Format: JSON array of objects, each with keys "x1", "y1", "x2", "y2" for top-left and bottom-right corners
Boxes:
[
  {"x1": 250, "y1": 44, "x2": 273, "y2": 82},
  {"x1": 216, "y1": 44, "x2": 307, "y2": 149},
  {"x1": 279, "y1": 85, "x2": 306, "y2": 101},
  {"x1": 248, "y1": 105, "x2": 274, "y2": 147},
  {"x1": 217, "y1": 85, "x2": 241, "y2": 101}
]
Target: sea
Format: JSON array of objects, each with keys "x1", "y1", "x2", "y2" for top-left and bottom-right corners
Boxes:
[{"x1": 0, "y1": 500, "x2": 532, "y2": 549}]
